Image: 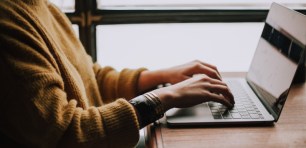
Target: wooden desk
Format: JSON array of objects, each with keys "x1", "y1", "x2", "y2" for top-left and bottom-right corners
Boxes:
[{"x1": 145, "y1": 72, "x2": 306, "y2": 148}]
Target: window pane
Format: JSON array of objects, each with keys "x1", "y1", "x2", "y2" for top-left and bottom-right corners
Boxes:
[
  {"x1": 72, "y1": 24, "x2": 79, "y2": 38},
  {"x1": 96, "y1": 23, "x2": 264, "y2": 72},
  {"x1": 97, "y1": 0, "x2": 306, "y2": 10},
  {"x1": 49, "y1": 0, "x2": 75, "y2": 12}
]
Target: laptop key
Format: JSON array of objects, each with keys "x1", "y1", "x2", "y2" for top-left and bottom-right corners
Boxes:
[
  {"x1": 219, "y1": 108, "x2": 227, "y2": 112},
  {"x1": 229, "y1": 109, "x2": 239, "y2": 113},
  {"x1": 248, "y1": 110, "x2": 257, "y2": 114},
  {"x1": 250, "y1": 114, "x2": 260, "y2": 119},
  {"x1": 222, "y1": 112, "x2": 232, "y2": 119},
  {"x1": 231, "y1": 113, "x2": 242, "y2": 119},
  {"x1": 213, "y1": 115, "x2": 223, "y2": 119},
  {"x1": 245, "y1": 105, "x2": 253, "y2": 108},
  {"x1": 223, "y1": 115, "x2": 232, "y2": 119},
  {"x1": 246, "y1": 108, "x2": 255, "y2": 111},
  {"x1": 237, "y1": 106, "x2": 245, "y2": 109},
  {"x1": 242, "y1": 115, "x2": 251, "y2": 119},
  {"x1": 239, "y1": 111, "x2": 249, "y2": 116},
  {"x1": 238, "y1": 108, "x2": 247, "y2": 112}
]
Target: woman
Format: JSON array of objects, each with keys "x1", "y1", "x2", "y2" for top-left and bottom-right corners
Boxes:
[{"x1": 0, "y1": 0, "x2": 234, "y2": 147}]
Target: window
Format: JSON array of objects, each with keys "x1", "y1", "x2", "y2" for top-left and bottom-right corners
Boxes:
[
  {"x1": 94, "y1": 0, "x2": 305, "y2": 71},
  {"x1": 45, "y1": 0, "x2": 306, "y2": 63},
  {"x1": 72, "y1": 24, "x2": 79, "y2": 38}
]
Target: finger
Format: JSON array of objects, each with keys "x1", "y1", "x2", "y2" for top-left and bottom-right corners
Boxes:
[
  {"x1": 207, "y1": 84, "x2": 235, "y2": 105},
  {"x1": 194, "y1": 74, "x2": 225, "y2": 87},
  {"x1": 206, "y1": 79, "x2": 234, "y2": 104},
  {"x1": 196, "y1": 61, "x2": 222, "y2": 79},
  {"x1": 195, "y1": 75, "x2": 228, "y2": 88},
  {"x1": 208, "y1": 93, "x2": 234, "y2": 108},
  {"x1": 195, "y1": 65, "x2": 221, "y2": 80},
  {"x1": 206, "y1": 77, "x2": 227, "y2": 86}
]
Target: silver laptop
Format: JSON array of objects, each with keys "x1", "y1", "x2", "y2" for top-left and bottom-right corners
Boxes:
[{"x1": 166, "y1": 3, "x2": 306, "y2": 126}]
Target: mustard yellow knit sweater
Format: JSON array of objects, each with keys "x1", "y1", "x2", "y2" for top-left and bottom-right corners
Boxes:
[{"x1": 0, "y1": 0, "x2": 146, "y2": 147}]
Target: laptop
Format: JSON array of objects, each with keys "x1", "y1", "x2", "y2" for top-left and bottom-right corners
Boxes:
[{"x1": 165, "y1": 3, "x2": 306, "y2": 126}]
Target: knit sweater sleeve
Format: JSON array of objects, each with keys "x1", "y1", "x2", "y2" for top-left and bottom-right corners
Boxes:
[
  {"x1": 0, "y1": 1, "x2": 140, "y2": 147},
  {"x1": 93, "y1": 64, "x2": 147, "y2": 103}
]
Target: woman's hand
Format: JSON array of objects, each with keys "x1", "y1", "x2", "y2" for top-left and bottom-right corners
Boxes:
[
  {"x1": 138, "y1": 60, "x2": 222, "y2": 93},
  {"x1": 153, "y1": 74, "x2": 235, "y2": 111},
  {"x1": 159, "y1": 60, "x2": 222, "y2": 84}
]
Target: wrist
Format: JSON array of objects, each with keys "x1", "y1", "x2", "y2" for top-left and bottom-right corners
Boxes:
[
  {"x1": 129, "y1": 92, "x2": 165, "y2": 128},
  {"x1": 152, "y1": 88, "x2": 176, "y2": 111}
]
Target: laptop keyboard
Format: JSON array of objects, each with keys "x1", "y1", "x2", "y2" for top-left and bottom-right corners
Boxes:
[{"x1": 208, "y1": 81, "x2": 264, "y2": 120}]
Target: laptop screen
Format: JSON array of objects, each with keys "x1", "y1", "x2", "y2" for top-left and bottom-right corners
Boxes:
[{"x1": 246, "y1": 3, "x2": 305, "y2": 121}]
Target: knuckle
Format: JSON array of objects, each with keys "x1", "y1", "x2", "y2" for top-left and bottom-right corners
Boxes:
[
  {"x1": 211, "y1": 71, "x2": 218, "y2": 77},
  {"x1": 193, "y1": 62, "x2": 202, "y2": 69},
  {"x1": 222, "y1": 86, "x2": 229, "y2": 91},
  {"x1": 204, "y1": 83, "x2": 212, "y2": 88},
  {"x1": 211, "y1": 65, "x2": 217, "y2": 70},
  {"x1": 200, "y1": 76, "x2": 210, "y2": 82},
  {"x1": 193, "y1": 59, "x2": 201, "y2": 64},
  {"x1": 204, "y1": 91, "x2": 214, "y2": 98}
]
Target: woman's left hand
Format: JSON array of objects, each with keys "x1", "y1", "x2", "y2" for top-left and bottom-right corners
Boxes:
[
  {"x1": 158, "y1": 60, "x2": 222, "y2": 84},
  {"x1": 138, "y1": 60, "x2": 222, "y2": 94}
]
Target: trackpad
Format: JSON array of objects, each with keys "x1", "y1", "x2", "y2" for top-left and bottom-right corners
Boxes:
[{"x1": 166, "y1": 103, "x2": 213, "y2": 123}]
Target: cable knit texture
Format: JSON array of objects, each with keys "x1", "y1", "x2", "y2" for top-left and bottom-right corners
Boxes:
[{"x1": 0, "y1": 0, "x2": 147, "y2": 147}]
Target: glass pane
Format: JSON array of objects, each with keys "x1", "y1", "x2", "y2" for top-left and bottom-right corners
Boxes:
[
  {"x1": 72, "y1": 24, "x2": 79, "y2": 38},
  {"x1": 49, "y1": 0, "x2": 75, "y2": 12},
  {"x1": 97, "y1": 0, "x2": 306, "y2": 10},
  {"x1": 96, "y1": 23, "x2": 264, "y2": 72}
]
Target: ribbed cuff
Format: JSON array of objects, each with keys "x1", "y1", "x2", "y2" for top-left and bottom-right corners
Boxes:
[
  {"x1": 118, "y1": 68, "x2": 147, "y2": 100},
  {"x1": 99, "y1": 99, "x2": 140, "y2": 148}
]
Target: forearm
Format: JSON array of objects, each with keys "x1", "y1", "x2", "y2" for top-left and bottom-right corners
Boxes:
[{"x1": 137, "y1": 70, "x2": 167, "y2": 94}]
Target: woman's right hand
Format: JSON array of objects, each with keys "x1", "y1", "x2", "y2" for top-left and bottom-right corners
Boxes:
[{"x1": 152, "y1": 74, "x2": 235, "y2": 111}]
